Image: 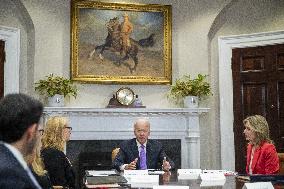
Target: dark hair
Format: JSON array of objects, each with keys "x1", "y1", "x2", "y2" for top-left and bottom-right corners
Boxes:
[{"x1": 0, "y1": 93, "x2": 43, "y2": 143}]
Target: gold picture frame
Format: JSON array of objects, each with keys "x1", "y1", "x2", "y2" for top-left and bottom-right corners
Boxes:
[{"x1": 71, "y1": 0, "x2": 172, "y2": 84}]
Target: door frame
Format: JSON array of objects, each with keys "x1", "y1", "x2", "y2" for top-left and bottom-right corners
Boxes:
[
  {"x1": 218, "y1": 30, "x2": 284, "y2": 171},
  {"x1": 0, "y1": 25, "x2": 20, "y2": 94}
]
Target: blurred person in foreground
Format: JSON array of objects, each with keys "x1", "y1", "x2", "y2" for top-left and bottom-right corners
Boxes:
[
  {"x1": 25, "y1": 127, "x2": 53, "y2": 189},
  {"x1": 244, "y1": 115, "x2": 279, "y2": 174},
  {"x1": 0, "y1": 93, "x2": 43, "y2": 189},
  {"x1": 113, "y1": 118, "x2": 175, "y2": 171},
  {"x1": 41, "y1": 116, "x2": 75, "y2": 189}
]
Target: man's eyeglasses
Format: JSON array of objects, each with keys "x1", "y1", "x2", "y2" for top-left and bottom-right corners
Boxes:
[{"x1": 64, "y1": 126, "x2": 72, "y2": 131}]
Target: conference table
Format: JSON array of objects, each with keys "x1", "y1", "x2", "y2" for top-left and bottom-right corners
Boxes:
[{"x1": 84, "y1": 171, "x2": 284, "y2": 189}]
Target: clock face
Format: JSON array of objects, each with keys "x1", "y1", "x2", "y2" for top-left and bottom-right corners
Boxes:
[{"x1": 116, "y1": 87, "x2": 135, "y2": 106}]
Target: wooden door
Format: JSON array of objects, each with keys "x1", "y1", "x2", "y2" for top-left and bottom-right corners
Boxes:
[
  {"x1": 232, "y1": 44, "x2": 284, "y2": 173},
  {"x1": 0, "y1": 40, "x2": 4, "y2": 98}
]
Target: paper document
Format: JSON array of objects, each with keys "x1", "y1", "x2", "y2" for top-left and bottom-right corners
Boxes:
[
  {"x1": 86, "y1": 170, "x2": 117, "y2": 176},
  {"x1": 85, "y1": 183, "x2": 120, "y2": 188}
]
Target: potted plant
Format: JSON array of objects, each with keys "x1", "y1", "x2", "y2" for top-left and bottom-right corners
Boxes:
[
  {"x1": 168, "y1": 74, "x2": 212, "y2": 108},
  {"x1": 35, "y1": 74, "x2": 78, "y2": 106}
]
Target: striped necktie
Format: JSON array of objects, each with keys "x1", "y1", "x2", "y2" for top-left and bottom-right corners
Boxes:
[{"x1": 139, "y1": 144, "x2": 147, "y2": 170}]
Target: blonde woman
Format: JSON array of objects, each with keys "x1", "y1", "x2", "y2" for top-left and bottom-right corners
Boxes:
[
  {"x1": 243, "y1": 115, "x2": 279, "y2": 174},
  {"x1": 25, "y1": 133, "x2": 52, "y2": 189},
  {"x1": 41, "y1": 116, "x2": 75, "y2": 189}
]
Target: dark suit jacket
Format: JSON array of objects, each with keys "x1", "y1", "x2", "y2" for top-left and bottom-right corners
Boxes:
[
  {"x1": 41, "y1": 147, "x2": 76, "y2": 189},
  {"x1": 0, "y1": 144, "x2": 40, "y2": 189},
  {"x1": 112, "y1": 138, "x2": 175, "y2": 171}
]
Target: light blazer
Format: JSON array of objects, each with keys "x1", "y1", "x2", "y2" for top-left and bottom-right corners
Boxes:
[
  {"x1": 112, "y1": 138, "x2": 175, "y2": 171},
  {"x1": 246, "y1": 142, "x2": 279, "y2": 174},
  {"x1": 0, "y1": 144, "x2": 40, "y2": 189}
]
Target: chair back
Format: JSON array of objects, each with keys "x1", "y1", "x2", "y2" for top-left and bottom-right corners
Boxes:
[
  {"x1": 53, "y1": 186, "x2": 63, "y2": 189},
  {"x1": 279, "y1": 153, "x2": 284, "y2": 174},
  {"x1": 111, "y1": 148, "x2": 120, "y2": 162}
]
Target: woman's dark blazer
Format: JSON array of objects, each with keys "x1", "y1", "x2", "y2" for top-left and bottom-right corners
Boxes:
[
  {"x1": 31, "y1": 168, "x2": 53, "y2": 189},
  {"x1": 41, "y1": 147, "x2": 75, "y2": 189}
]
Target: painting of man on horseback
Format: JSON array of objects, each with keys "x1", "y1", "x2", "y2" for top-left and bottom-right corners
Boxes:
[{"x1": 72, "y1": 2, "x2": 172, "y2": 84}]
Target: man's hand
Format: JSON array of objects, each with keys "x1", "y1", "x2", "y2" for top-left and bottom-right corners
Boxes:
[
  {"x1": 162, "y1": 157, "x2": 171, "y2": 172},
  {"x1": 125, "y1": 158, "x2": 138, "y2": 170}
]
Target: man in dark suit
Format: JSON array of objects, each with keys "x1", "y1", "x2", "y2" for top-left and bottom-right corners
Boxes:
[
  {"x1": 0, "y1": 93, "x2": 43, "y2": 189},
  {"x1": 113, "y1": 118, "x2": 175, "y2": 171}
]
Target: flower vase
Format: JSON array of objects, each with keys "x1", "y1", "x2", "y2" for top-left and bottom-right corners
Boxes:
[
  {"x1": 184, "y1": 96, "x2": 198, "y2": 108},
  {"x1": 47, "y1": 94, "x2": 64, "y2": 107}
]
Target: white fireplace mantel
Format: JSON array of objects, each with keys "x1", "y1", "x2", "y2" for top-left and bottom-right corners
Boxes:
[{"x1": 43, "y1": 107, "x2": 209, "y2": 169}]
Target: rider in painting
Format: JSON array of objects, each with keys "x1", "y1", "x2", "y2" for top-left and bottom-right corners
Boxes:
[{"x1": 120, "y1": 13, "x2": 133, "y2": 57}]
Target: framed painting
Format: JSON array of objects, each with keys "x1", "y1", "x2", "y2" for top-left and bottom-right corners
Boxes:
[{"x1": 71, "y1": 0, "x2": 172, "y2": 84}]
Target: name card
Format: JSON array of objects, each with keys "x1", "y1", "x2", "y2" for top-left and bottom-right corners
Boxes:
[
  {"x1": 177, "y1": 169, "x2": 202, "y2": 180},
  {"x1": 199, "y1": 172, "x2": 226, "y2": 181},
  {"x1": 153, "y1": 186, "x2": 189, "y2": 189},
  {"x1": 124, "y1": 170, "x2": 148, "y2": 176},
  {"x1": 200, "y1": 179, "x2": 226, "y2": 187},
  {"x1": 242, "y1": 182, "x2": 274, "y2": 189},
  {"x1": 125, "y1": 175, "x2": 159, "y2": 183},
  {"x1": 178, "y1": 169, "x2": 202, "y2": 175}
]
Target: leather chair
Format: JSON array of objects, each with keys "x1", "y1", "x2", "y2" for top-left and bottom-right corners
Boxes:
[
  {"x1": 279, "y1": 153, "x2": 284, "y2": 174},
  {"x1": 111, "y1": 148, "x2": 120, "y2": 162}
]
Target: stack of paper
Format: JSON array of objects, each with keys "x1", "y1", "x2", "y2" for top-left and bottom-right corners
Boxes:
[{"x1": 85, "y1": 174, "x2": 128, "y2": 188}]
